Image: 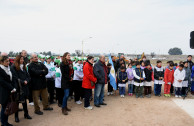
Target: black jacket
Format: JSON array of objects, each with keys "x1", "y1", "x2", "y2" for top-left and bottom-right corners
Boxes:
[
  {"x1": 93, "y1": 61, "x2": 107, "y2": 84},
  {"x1": 28, "y1": 62, "x2": 48, "y2": 90},
  {"x1": 60, "y1": 62, "x2": 71, "y2": 89},
  {"x1": 187, "y1": 60, "x2": 194, "y2": 71},
  {"x1": 11, "y1": 65, "x2": 31, "y2": 97},
  {"x1": 115, "y1": 59, "x2": 125, "y2": 73},
  {"x1": 144, "y1": 68, "x2": 153, "y2": 82},
  {"x1": 0, "y1": 67, "x2": 15, "y2": 105}
]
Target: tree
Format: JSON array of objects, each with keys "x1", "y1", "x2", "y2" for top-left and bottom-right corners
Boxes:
[
  {"x1": 168, "y1": 47, "x2": 183, "y2": 55},
  {"x1": 75, "y1": 50, "x2": 82, "y2": 57},
  {"x1": 150, "y1": 52, "x2": 156, "y2": 58}
]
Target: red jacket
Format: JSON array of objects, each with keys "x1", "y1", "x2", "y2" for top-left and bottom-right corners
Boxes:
[
  {"x1": 164, "y1": 68, "x2": 174, "y2": 84},
  {"x1": 82, "y1": 61, "x2": 97, "y2": 89}
]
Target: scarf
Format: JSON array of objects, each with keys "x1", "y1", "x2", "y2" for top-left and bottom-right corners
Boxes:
[
  {"x1": 0, "y1": 64, "x2": 12, "y2": 81},
  {"x1": 20, "y1": 64, "x2": 24, "y2": 71}
]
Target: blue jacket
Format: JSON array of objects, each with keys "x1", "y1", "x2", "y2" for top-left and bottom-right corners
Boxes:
[
  {"x1": 134, "y1": 68, "x2": 144, "y2": 83},
  {"x1": 117, "y1": 71, "x2": 128, "y2": 84}
]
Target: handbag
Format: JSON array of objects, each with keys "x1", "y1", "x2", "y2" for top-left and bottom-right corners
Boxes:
[
  {"x1": 17, "y1": 79, "x2": 25, "y2": 103},
  {"x1": 4, "y1": 93, "x2": 19, "y2": 116}
]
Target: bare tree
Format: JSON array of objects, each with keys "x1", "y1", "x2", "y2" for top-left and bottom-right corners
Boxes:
[
  {"x1": 150, "y1": 52, "x2": 156, "y2": 58},
  {"x1": 75, "y1": 50, "x2": 82, "y2": 56}
]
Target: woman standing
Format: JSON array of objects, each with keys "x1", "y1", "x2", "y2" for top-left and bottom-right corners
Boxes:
[
  {"x1": 82, "y1": 56, "x2": 97, "y2": 110},
  {"x1": 0, "y1": 56, "x2": 16, "y2": 126},
  {"x1": 11, "y1": 55, "x2": 32, "y2": 122},
  {"x1": 60, "y1": 52, "x2": 74, "y2": 115}
]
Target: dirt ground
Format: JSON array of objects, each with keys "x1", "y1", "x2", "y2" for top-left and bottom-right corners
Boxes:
[{"x1": 6, "y1": 85, "x2": 194, "y2": 126}]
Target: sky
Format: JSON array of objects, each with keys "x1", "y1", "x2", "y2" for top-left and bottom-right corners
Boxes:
[{"x1": 0, "y1": 0, "x2": 194, "y2": 55}]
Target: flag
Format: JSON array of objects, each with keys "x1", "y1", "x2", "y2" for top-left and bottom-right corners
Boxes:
[{"x1": 108, "y1": 55, "x2": 117, "y2": 90}]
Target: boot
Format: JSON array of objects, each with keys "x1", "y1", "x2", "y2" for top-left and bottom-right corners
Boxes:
[
  {"x1": 15, "y1": 112, "x2": 20, "y2": 123},
  {"x1": 62, "y1": 108, "x2": 68, "y2": 115},
  {"x1": 66, "y1": 107, "x2": 71, "y2": 112},
  {"x1": 24, "y1": 113, "x2": 32, "y2": 119}
]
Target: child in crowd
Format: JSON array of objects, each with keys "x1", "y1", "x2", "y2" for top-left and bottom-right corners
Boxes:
[
  {"x1": 154, "y1": 60, "x2": 164, "y2": 97},
  {"x1": 132, "y1": 61, "x2": 136, "y2": 69},
  {"x1": 144, "y1": 62, "x2": 154, "y2": 98},
  {"x1": 107, "y1": 63, "x2": 113, "y2": 96},
  {"x1": 126, "y1": 63, "x2": 134, "y2": 96},
  {"x1": 182, "y1": 61, "x2": 191, "y2": 97},
  {"x1": 140, "y1": 61, "x2": 145, "y2": 70},
  {"x1": 174, "y1": 64, "x2": 185, "y2": 98},
  {"x1": 133, "y1": 61, "x2": 145, "y2": 98},
  {"x1": 117, "y1": 66, "x2": 128, "y2": 98},
  {"x1": 164, "y1": 62, "x2": 174, "y2": 97}
]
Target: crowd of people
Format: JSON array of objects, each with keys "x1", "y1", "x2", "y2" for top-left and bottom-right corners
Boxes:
[{"x1": 0, "y1": 50, "x2": 194, "y2": 126}]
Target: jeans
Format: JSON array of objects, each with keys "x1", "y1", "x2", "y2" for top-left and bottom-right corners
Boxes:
[
  {"x1": 119, "y1": 87, "x2": 125, "y2": 95},
  {"x1": 175, "y1": 87, "x2": 182, "y2": 96},
  {"x1": 1, "y1": 104, "x2": 8, "y2": 125},
  {"x1": 94, "y1": 84, "x2": 105, "y2": 105},
  {"x1": 154, "y1": 84, "x2": 162, "y2": 95},
  {"x1": 84, "y1": 88, "x2": 92, "y2": 107},
  {"x1": 128, "y1": 84, "x2": 133, "y2": 93},
  {"x1": 62, "y1": 89, "x2": 69, "y2": 108}
]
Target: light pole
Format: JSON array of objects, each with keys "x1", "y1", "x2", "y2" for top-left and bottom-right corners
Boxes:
[{"x1": 82, "y1": 37, "x2": 92, "y2": 57}]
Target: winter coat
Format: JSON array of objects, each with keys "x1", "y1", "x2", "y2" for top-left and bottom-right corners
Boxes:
[
  {"x1": 93, "y1": 61, "x2": 108, "y2": 84},
  {"x1": 82, "y1": 61, "x2": 97, "y2": 89},
  {"x1": 184, "y1": 67, "x2": 191, "y2": 81},
  {"x1": 11, "y1": 65, "x2": 31, "y2": 97},
  {"x1": 28, "y1": 62, "x2": 48, "y2": 90},
  {"x1": 144, "y1": 67, "x2": 154, "y2": 82},
  {"x1": 126, "y1": 68, "x2": 134, "y2": 80},
  {"x1": 164, "y1": 68, "x2": 174, "y2": 85},
  {"x1": 0, "y1": 67, "x2": 15, "y2": 105}
]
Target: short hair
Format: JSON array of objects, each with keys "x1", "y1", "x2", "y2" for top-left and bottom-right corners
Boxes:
[
  {"x1": 157, "y1": 60, "x2": 162, "y2": 64},
  {"x1": 87, "y1": 56, "x2": 94, "y2": 60},
  {"x1": 179, "y1": 61, "x2": 183, "y2": 65},
  {"x1": 128, "y1": 63, "x2": 132, "y2": 66},
  {"x1": 188, "y1": 55, "x2": 192, "y2": 58},
  {"x1": 169, "y1": 62, "x2": 174, "y2": 67},
  {"x1": 183, "y1": 61, "x2": 188, "y2": 65},
  {"x1": 0, "y1": 56, "x2": 9, "y2": 63},
  {"x1": 174, "y1": 63, "x2": 178, "y2": 66},
  {"x1": 120, "y1": 66, "x2": 125, "y2": 70},
  {"x1": 179, "y1": 64, "x2": 184, "y2": 68},
  {"x1": 145, "y1": 62, "x2": 150, "y2": 66},
  {"x1": 136, "y1": 61, "x2": 140, "y2": 66}
]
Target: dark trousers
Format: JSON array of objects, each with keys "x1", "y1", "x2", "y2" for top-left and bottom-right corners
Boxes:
[
  {"x1": 108, "y1": 82, "x2": 113, "y2": 92},
  {"x1": 170, "y1": 85, "x2": 174, "y2": 94},
  {"x1": 28, "y1": 85, "x2": 33, "y2": 103},
  {"x1": 144, "y1": 86, "x2": 151, "y2": 95},
  {"x1": 15, "y1": 99, "x2": 28, "y2": 118},
  {"x1": 182, "y1": 87, "x2": 187, "y2": 96},
  {"x1": 56, "y1": 88, "x2": 64, "y2": 105},
  {"x1": 1, "y1": 104, "x2": 8, "y2": 125},
  {"x1": 73, "y1": 80, "x2": 84, "y2": 102},
  {"x1": 84, "y1": 88, "x2": 92, "y2": 107},
  {"x1": 154, "y1": 84, "x2": 162, "y2": 95},
  {"x1": 175, "y1": 87, "x2": 182, "y2": 96},
  {"x1": 46, "y1": 78, "x2": 55, "y2": 103}
]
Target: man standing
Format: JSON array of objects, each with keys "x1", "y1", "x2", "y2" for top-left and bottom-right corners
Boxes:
[
  {"x1": 115, "y1": 55, "x2": 125, "y2": 73},
  {"x1": 21, "y1": 50, "x2": 28, "y2": 64},
  {"x1": 28, "y1": 54, "x2": 53, "y2": 115},
  {"x1": 187, "y1": 55, "x2": 193, "y2": 91},
  {"x1": 93, "y1": 55, "x2": 108, "y2": 107}
]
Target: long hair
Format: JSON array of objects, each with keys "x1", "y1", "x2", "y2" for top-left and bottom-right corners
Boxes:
[
  {"x1": 62, "y1": 52, "x2": 70, "y2": 65},
  {"x1": 14, "y1": 55, "x2": 26, "y2": 71}
]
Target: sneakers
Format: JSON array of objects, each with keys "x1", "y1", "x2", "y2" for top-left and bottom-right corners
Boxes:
[
  {"x1": 110, "y1": 92, "x2": 114, "y2": 95},
  {"x1": 85, "y1": 106, "x2": 93, "y2": 110},
  {"x1": 136, "y1": 95, "x2": 139, "y2": 98},
  {"x1": 107, "y1": 92, "x2": 111, "y2": 96},
  {"x1": 175, "y1": 95, "x2": 179, "y2": 98},
  {"x1": 128, "y1": 93, "x2": 133, "y2": 96},
  {"x1": 140, "y1": 96, "x2": 144, "y2": 98},
  {"x1": 120, "y1": 95, "x2": 125, "y2": 98},
  {"x1": 75, "y1": 100, "x2": 82, "y2": 105},
  {"x1": 164, "y1": 94, "x2": 168, "y2": 97},
  {"x1": 178, "y1": 95, "x2": 182, "y2": 98},
  {"x1": 29, "y1": 102, "x2": 34, "y2": 106}
]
